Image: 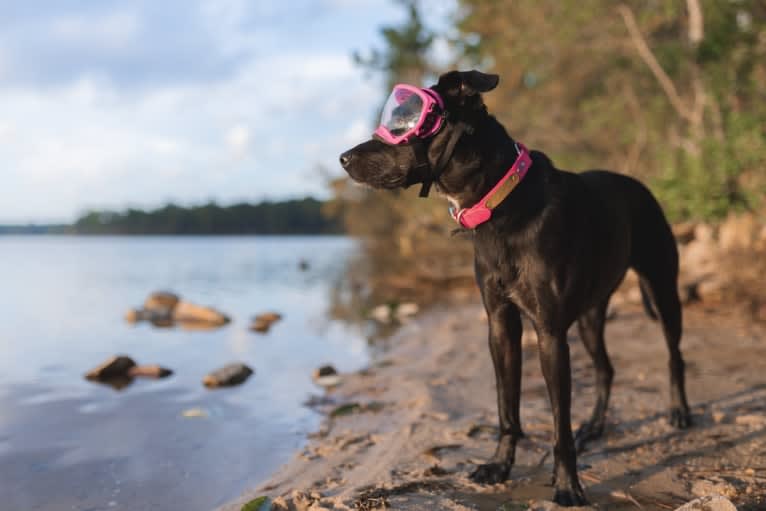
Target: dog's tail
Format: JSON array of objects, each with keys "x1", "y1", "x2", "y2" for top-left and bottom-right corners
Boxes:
[{"x1": 639, "y1": 280, "x2": 659, "y2": 321}]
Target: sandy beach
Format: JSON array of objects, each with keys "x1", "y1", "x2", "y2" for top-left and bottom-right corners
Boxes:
[{"x1": 222, "y1": 297, "x2": 766, "y2": 511}]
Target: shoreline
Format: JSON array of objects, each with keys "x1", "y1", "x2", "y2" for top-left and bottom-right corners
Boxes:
[{"x1": 222, "y1": 300, "x2": 766, "y2": 511}]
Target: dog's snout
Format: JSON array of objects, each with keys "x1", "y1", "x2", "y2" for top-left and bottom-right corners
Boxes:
[{"x1": 339, "y1": 151, "x2": 353, "y2": 169}]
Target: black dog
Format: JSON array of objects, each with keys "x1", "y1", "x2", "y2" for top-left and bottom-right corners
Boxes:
[{"x1": 340, "y1": 70, "x2": 691, "y2": 506}]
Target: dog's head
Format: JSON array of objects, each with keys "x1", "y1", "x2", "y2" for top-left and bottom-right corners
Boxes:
[{"x1": 339, "y1": 70, "x2": 499, "y2": 194}]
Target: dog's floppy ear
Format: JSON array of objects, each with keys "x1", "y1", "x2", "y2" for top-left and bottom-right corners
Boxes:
[{"x1": 437, "y1": 70, "x2": 499, "y2": 97}]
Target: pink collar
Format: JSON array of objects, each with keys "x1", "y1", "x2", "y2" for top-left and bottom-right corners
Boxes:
[{"x1": 451, "y1": 143, "x2": 532, "y2": 229}]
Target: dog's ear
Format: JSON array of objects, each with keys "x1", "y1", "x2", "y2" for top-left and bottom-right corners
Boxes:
[{"x1": 437, "y1": 70, "x2": 499, "y2": 97}]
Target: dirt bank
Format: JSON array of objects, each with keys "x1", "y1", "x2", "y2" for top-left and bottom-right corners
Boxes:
[{"x1": 222, "y1": 301, "x2": 766, "y2": 511}]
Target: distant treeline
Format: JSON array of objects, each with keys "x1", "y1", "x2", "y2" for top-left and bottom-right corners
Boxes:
[
  {"x1": 0, "y1": 198, "x2": 342, "y2": 235},
  {"x1": 72, "y1": 198, "x2": 342, "y2": 235}
]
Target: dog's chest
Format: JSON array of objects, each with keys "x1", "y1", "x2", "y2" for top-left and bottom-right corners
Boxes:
[{"x1": 476, "y1": 237, "x2": 554, "y2": 316}]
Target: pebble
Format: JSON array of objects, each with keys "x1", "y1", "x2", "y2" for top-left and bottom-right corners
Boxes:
[
  {"x1": 674, "y1": 495, "x2": 737, "y2": 511},
  {"x1": 735, "y1": 414, "x2": 766, "y2": 428},
  {"x1": 691, "y1": 477, "x2": 738, "y2": 498},
  {"x1": 314, "y1": 375, "x2": 342, "y2": 388},
  {"x1": 526, "y1": 501, "x2": 595, "y2": 511},
  {"x1": 182, "y1": 408, "x2": 208, "y2": 418}
]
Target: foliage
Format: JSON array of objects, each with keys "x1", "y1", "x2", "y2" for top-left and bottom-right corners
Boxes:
[
  {"x1": 241, "y1": 496, "x2": 271, "y2": 511},
  {"x1": 330, "y1": 1, "x2": 476, "y2": 316},
  {"x1": 353, "y1": 0, "x2": 437, "y2": 88},
  {"x1": 329, "y1": 0, "x2": 766, "y2": 314},
  {"x1": 71, "y1": 198, "x2": 342, "y2": 235},
  {"x1": 456, "y1": 0, "x2": 766, "y2": 221}
]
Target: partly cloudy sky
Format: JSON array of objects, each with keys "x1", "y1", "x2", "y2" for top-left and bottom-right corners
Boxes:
[{"x1": 0, "y1": 0, "x2": 453, "y2": 223}]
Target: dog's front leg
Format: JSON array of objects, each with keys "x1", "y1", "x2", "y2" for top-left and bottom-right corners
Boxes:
[
  {"x1": 470, "y1": 290, "x2": 524, "y2": 484},
  {"x1": 536, "y1": 326, "x2": 588, "y2": 506}
]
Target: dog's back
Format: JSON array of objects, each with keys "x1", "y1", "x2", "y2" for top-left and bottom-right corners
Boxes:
[{"x1": 578, "y1": 169, "x2": 679, "y2": 285}]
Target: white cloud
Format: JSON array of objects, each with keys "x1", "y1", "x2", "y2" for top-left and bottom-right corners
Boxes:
[
  {"x1": 0, "y1": 49, "x2": 375, "y2": 220},
  {"x1": 343, "y1": 118, "x2": 370, "y2": 145},
  {"x1": 49, "y1": 11, "x2": 140, "y2": 50},
  {"x1": 0, "y1": 0, "x2": 458, "y2": 222},
  {"x1": 0, "y1": 47, "x2": 7, "y2": 80},
  {"x1": 0, "y1": 120, "x2": 15, "y2": 139},
  {"x1": 226, "y1": 124, "x2": 251, "y2": 160}
]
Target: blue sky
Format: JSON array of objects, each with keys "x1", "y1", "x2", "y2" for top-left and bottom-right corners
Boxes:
[{"x1": 0, "y1": 0, "x2": 453, "y2": 223}]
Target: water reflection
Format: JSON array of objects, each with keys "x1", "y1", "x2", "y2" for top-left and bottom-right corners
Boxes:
[{"x1": 0, "y1": 235, "x2": 367, "y2": 511}]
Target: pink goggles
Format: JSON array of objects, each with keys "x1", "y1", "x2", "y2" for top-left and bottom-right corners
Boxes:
[{"x1": 373, "y1": 84, "x2": 445, "y2": 145}]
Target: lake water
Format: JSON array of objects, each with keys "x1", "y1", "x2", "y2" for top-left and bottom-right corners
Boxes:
[{"x1": 0, "y1": 236, "x2": 368, "y2": 511}]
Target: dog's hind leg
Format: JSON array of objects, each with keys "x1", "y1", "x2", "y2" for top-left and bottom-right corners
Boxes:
[
  {"x1": 470, "y1": 278, "x2": 524, "y2": 484},
  {"x1": 638, "y1": 273, "x2": 692, "y2": 428},
  {"x1": 574, "y1": 299, "x2": 614, "y2": 452},
  {"x1": 627, "y1": 182, "x2": 692, "y2": 429}
]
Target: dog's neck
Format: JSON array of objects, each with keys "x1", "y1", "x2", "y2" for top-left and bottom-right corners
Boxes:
[{"x1": 437, "y1": 115, "x2": 546, "y2": 229}]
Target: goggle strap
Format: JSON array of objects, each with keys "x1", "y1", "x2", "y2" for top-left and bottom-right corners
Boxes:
[
  {"x1": 408, "y1": 141, "x2": 432, "y2": 197},
  {"x1": 419, "y1": 180, "x2": 432, "y2": 198},
  {"x1": 418, "y1": 121, "x2": 469, "y2": 198}
]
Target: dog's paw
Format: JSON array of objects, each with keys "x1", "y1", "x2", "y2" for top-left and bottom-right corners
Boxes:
[
  {"x1": 669, "y1": 407, "x2": 692, "y2": 429},
  {"x1": 574, "y1": 421, "x2": 605, "y2": 453},
  {"x1": 469, "y1": 462, "x2": 510, "y2": 484},
  {"x1": 553, "y1": 483, "x2": 588, "y2": 507}
]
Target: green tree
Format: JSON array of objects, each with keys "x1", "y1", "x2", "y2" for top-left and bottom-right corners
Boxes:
[
  {"x1": 456, "y1": 0, "x2": 766, "y2": 220},
  {"x1": 335, "y1": 0, "x2": 476, "y2": 311},
  {"x1": 354, "y1": 0, "x2": 437, "y2": 88},
  {"x1": 72, "y1": 198, "x2": 342, "y2": 235}
]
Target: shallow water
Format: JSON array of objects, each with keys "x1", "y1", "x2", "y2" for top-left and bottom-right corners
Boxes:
[{"x1": 0, "y1": 235, "x2": 368, "y2": 511}]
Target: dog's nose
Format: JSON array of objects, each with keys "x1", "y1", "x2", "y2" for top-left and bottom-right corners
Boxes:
[{"x1": 339, "y1": 151, "x2": 353, "y2": 169}]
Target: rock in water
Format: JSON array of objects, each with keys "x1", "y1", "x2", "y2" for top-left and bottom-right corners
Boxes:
[
  {"x1": 312, "y1": 364, "x2": 341, "y2": 387},
  {"x1": 125, "y1": 308, "x2": 172, "y2": 324},
  {"x1": 86, "y1": 357, "x2": 172, "y2": 389},
  {"x1": 313, "y1": 365, "x2": 338, "y2": 379},
  {"x1": 256, "y1": 312, "x2": 282, "y2": 323},
  {"x1": 127, "y1": 365, "x2": 173, "y2": 378},
  {"x1": 249, "y1": 312, "x2": 282, "y2": 333},
  {"x1": 85, "y1": 355, "x2": 137, "y2": 380},
  {"x1": 143, "y1": 291, "x2": 180, "y2": 312},
  {"x1": 127, "y1": 292, "x2": 230, "y2": 329},
  {"x1": 125, "y1": 308, "x2": 141, "y2": 323},
  {"x1": 203, "y1": 363, "x2": 254, "y2": 388},
  {"x1": 173, "y1": 301, "x2": 230, "y2": 325},
  {"x1": 674, "y1": 495, "x2": 737, "y2": 511},
  {"x1": 249, "y1": 319, "x2": 271, "y2": 333}
]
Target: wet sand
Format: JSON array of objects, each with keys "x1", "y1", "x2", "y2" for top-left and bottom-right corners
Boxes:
[{"x1": 223, "y1": 300, "x2": 766, "y2": 510}]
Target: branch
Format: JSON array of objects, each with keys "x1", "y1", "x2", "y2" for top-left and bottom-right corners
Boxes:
[
  {"x1": 686, "y1": 0, "x2": 704, "y2": 46},
  {"x1": 617, "y1": 4, "x2": 695, "y2": 123}
]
